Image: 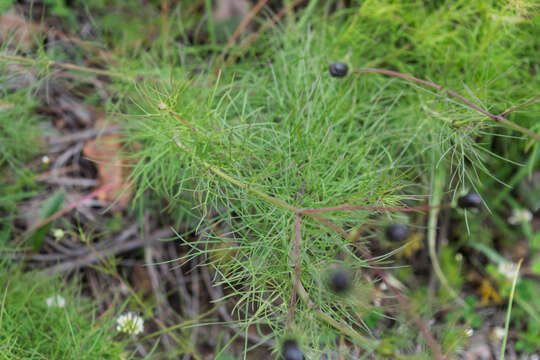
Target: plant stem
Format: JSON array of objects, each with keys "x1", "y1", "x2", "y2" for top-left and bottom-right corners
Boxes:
[
  {"x1": 214, "y1": 0, "x2": 269, "y2": 71},
  {"x1": 222, "y1": 0, "x2": 307, "y2": 69},
  {"x1": 204, "y1": 0, "x2": 216, "y2": 45},
  {"x1": 140, "y1": 306, "x2": 219, "y2": 341},
  {"x1": 172, "y1": 136, "x2": 444, "y2": 357},
  {"x1": 288, "y1": 213, "x2": 302, "y2": 327},
  {"x1": 161, "y1": 0, "x2": 169, "y2": 60},
  {"x1": 309, "y1": 214, "x2": 445, "y2": 359},
  {"x1": 354, "y1": 68, "x2": 540, "y2": 142},
  {"x1": 499, "y1": 95, "x2": 540, "y2": 118},
  {"x1": 228, "y1": 0, "x2": 269, "y2": 47},
  {"x1": 428, "y1": 165, "x2": 466, "y2": 306},
  {"x1": 300, "y1": 204, "x2": 443, "y2": 214},
  {"x1": 295, "y1": 282, "x2": 376, "y2": 350},
  {"x1": 173, "y1": 136, "x2": 298, "y2": 212},
  {"x1": 500, "y1": 258, "x2": 523, "y2": 360}
]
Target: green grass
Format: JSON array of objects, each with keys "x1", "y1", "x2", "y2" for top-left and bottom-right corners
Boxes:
[
  {"x1": 0, "y1": 263, "x2": 135, "y2": 359},
  {"x1": 500, "y1": 259, "x2": 522, "y2": 360},
  {"x1": 0, "y1": 89, "x2": 42, "y2": 172},
  {"x1": 1, "y1": 0, "x2": 539, "y2": 358},
  {"x1": 0, "y1": 70, "x2": 43, "y2": 241}
]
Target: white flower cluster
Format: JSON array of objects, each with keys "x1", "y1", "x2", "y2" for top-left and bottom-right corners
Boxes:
[
  {"x1": 52, "y1": 228, "x2": 65, "y2": 240},
  {"x1": 498, "y1": 262, "x2": 519, "y2": 280},
  {"x1": 46, "y1": 295, "x2": 66, "y2": 308},
  {"x1": 492, "y1": 326, "x2": 505, "y2": 341},
  {"x1": 116, "y1": 312, "x2": 144, "y2": 335},
  {"x1": 507, "y1": 208, "x2": 532, "y2": 225}
]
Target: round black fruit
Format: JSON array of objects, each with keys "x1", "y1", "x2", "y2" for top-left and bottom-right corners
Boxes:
[
  {"x1": 282, "y1": 340, "x2": 304, "y2": 360},
  {"x1": 386, "y1": 224, "x2": 409, "y2": 242},
  {"x1": 329, "y1": 62, "x2": 348, "y2": 78},
  {"x1": 328, "y1": 268, "x2": 352, "y2": 294},
  {"x1": 457, "y1": 192, "x2": 482, "y2": 209}
]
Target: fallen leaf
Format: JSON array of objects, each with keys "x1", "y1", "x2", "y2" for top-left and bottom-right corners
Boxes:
[
  {"x1": 82, "y1": 124, "x2": 133, "y2": 209},
  {"x1": 130, "y1": 264, "x2": 153, "y2": 296}
]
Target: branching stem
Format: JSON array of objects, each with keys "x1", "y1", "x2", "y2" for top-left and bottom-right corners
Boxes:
[
  {"x1": 173, "y1": 136, "x2": 445, "y2": 357},
  {"x1": 354, "y1": 68, "x2": 540, "y2": 142},
  {"x1": 287, "y1": 213, "x2": 302, "y2": 328}
]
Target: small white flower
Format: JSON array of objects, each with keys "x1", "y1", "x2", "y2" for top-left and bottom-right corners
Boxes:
[
  {"x1": 465, "y1": 328, "x2": 474, "y2": 337},
  {"x1": 157, "y1": 102, "x2": 167, "y2": 110},
  {"x1": 498, "y1": 262, "x2": 519, "y2": 280},
  {"x1": 493, "y1": 326, "x2": 505, "y2": 341},
  {"x1": 52, "y1": 228, "x2": 65, "y2": 240},
  {"x1": 508, "y1": 208, "x2": 532, "y2": 225},
  {"x1": 46, "y1": 295, "x2": 66, "y2": 308},
  {"x1": 116, "y1": 312, "x2": 144, "y2": 335},
  {"x1": 41, "y1": 155, "x2": 50, "y2": 165}
]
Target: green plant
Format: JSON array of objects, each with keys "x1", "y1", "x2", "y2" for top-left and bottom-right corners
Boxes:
[
  {"x1": 0, "y1": 263, "x2": 134, "y2": 359},
  {"x1": 118, "y1": 1, "x2": 539, "y2": 357},
  {"x1": 0, "y1": 91, "x2": 42, "y2": 171},
  {"x1": 500, "y1": 259, "x2": 522, "y2": 360},
  {"x1": 44, "y1": 0, "x2": 77, "y2": 24},
  {"x1": 28, "y1": 191, "x2": 65, "y2": 251},
  {"x1": 1, "y1": 0, "x2": 539, "y2": 358},
  {"x1": 0, "y1": 0, "x2": 13, "y2": 14}
]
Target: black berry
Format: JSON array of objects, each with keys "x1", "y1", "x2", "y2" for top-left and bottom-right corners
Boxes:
[
  {"x1": 282, "y1": 340, "x2": 304, "y2": 360},
  {"x1": 386, "y1": 224, "x2": 409, "y2": 242},
  {"x1": 329, "y1": 62, "x2": 348, "y2": 78},
  {"x1": 457, "y1": 192, "x2": 482, "y2": 209},
  {"x1": 328, "y1": 268, "x2": 352, "y2": 294}
]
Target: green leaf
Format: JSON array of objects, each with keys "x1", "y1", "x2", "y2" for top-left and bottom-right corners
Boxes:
[{"x1": 28, "y1": 191, "x2": 64, "y2": 251}]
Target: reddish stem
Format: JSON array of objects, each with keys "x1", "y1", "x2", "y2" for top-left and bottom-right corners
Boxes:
[
  {"x1": 300, "y1": 203, "x2": 443, "y2": 214},
  {"x1": 498, "y1": 95, "x2": 540, "y2": 118},
  {"x1": 354, "y1": 68, "x2": 540, "y2": 142},
  {"x1": 222, "y1": 0, "x2": 307, "y2": 69},
  {"x1": 288, "y1": 213, "x2": 303, "y2": 327}
]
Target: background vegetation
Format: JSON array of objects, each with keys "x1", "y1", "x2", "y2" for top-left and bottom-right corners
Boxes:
[{"x1": 0, "y1": 0, "x2": 539, "y2": 359}]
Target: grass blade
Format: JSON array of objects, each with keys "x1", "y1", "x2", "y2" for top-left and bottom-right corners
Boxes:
[{"x1": 500, "y1": 258, "x2": 523, "y2": 360}]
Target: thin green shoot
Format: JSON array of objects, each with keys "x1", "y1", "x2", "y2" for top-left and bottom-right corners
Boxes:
[{"x1": 500, "y1": 258, "x2": 523, "y2": 360}]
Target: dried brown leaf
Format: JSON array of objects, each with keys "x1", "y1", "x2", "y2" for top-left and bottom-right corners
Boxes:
[
  {"x1": 130, "y1": 264, "x2": 153, "y2": 296},
  {"x1": 82, "y1": 130, "x2": 133, "y2": 209}
]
